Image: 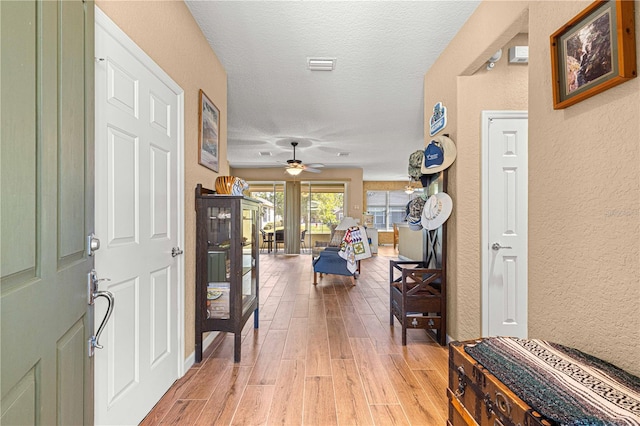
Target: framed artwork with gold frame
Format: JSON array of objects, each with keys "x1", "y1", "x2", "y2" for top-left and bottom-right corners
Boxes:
[{"x1": 550, "y1": 0, "x2": 636, "y2": 109}]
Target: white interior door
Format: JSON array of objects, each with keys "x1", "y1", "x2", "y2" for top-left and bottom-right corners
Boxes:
[
  {"x1": 482, "y1": 111, "x2": 528, "y2": 338},
  {"x1": 94, "y1": 8, "x2": 184, "y2": 425}
]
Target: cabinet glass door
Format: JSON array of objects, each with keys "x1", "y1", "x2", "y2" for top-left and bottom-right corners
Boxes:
[
  {"x1": 206, "y1": 206, "x2": 231, "y2": 319},
  {"x1": 241, "y1": 204, "x2": 257, "y2": 310}
]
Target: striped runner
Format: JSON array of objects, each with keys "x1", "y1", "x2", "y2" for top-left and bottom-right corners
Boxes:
[{"x1": 464, "y1": 337, "x2": 640, "y2": 426}]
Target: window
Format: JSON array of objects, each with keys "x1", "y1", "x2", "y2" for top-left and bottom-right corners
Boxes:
[
  {"x1": 300, "y1": 182, "x2": 345, "y2": 249},
  {"x1": 248, "y1": 183, "x2": 285, "y2": 231},
  {"x1": 366, "y1": 189, "x2": 423, "y2": 231},
  {"x1": 248, "y1": 181, "x2": 346, "y2": 251}
]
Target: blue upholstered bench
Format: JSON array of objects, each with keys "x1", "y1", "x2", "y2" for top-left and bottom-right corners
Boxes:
[{"x1": 312, "y1": 247, "x2": 359, "y2": 285}]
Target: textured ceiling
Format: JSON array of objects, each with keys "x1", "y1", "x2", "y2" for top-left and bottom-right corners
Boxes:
[{"x1": 185, "y1": 1, "x2": 480, "y2": 181}]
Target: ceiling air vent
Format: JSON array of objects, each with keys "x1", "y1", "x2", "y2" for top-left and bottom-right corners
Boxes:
[
  {"x1": 307, "y1": 58, "x2": 336, "y2": 71},
  {"x1": 337, "y1": 152, "x2": 350, "y2": 157},
  {"x1": 259, "y1": 151, "x2": 272, "y2": 157}
]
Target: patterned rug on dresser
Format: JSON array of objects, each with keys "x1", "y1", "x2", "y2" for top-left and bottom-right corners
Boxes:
[{"x1": 464, "y1": 337, "x2": 640, "y2": 426}]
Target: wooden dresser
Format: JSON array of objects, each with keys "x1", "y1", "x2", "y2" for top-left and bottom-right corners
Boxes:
[
  {"x1": 448, "y1": 338, "x2": 640, "y2": 426},
  {"x1": 448, "y1": 340, "x2": 552, "y2": 426}
]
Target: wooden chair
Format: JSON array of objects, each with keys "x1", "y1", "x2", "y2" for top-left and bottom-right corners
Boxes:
[{"x1": 389, "y1": 260, "x2": 445, "y2": 345}]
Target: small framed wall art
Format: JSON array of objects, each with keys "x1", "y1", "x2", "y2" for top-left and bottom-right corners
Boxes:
[
  {"x1": 550, "y1": 0, "x2": 636, "y2": 109},
  {"x1": 198, "y1": 89, "x2": 220, "y2": 172}
]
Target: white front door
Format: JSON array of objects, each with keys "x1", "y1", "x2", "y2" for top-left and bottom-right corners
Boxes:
[
  {"x1": 94, "y1": 8, "x2": 184, "y2": 425},
  {"x1": 482, "y1": 111, "x2": 528, "y2": 338}
]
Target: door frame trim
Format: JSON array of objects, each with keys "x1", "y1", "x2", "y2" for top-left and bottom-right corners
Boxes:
[
  {"x1": 481, "y1": 110, "x2": 528, "y2": 337},
  {"x1": 95, "y1": 6, "x2": 186, "y2": 377}
]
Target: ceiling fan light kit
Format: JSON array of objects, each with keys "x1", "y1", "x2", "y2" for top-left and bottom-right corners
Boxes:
[
  {"x1": 285, "y1": 166, "x2": 303, "y2": 176},
  {"x1": 283, "y1": 141, "x2": 320, "y2": 175},
  {"x1": 404, "y1": 179, "x2": 415, "y2": 194}
]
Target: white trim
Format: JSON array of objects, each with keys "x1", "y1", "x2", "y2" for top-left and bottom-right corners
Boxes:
[
  {"x1": 481, "y1": 110, "x2": 527, "y2": 337},
  {"x1": 95, "y1": 6, "x2": 186, "y2": 376}
]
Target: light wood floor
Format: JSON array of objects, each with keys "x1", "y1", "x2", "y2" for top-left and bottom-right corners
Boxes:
[{"x1": 141, "y1": 246, "x2": 449, "y2": 425}]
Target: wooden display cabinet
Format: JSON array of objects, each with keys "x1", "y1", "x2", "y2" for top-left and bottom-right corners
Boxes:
[{"x1": 194, "y1": 184, "x2": 259, "y2": 363}]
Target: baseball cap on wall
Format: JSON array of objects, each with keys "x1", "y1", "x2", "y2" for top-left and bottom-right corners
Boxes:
[
  {"x1": 421, "y1": 135, "x2": 457, "y2": 175},
  {"x1": 423, "y1": 141, "x2": 444, "y2": 169},
  {"x1": 406, "y1": 196, "x2": 426, "y2": 231},
  {"x1": 408, "y1": 150, "x2": 424, "y2": 181}
]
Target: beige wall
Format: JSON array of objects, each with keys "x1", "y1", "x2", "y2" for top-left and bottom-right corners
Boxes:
[
  {"x1": 426, "y1": 0, "x2": 639, "y2": 375},
  {"x1": 96, "y1": 0, "x2": 228, "y2": 358},
  {"x1": 454, "y1": 33, "x2": 529, "y2": 339},
  {"x1": 528, "y1": 1, "x2": 639, "y2": 375},
  {"x1": 425, "y1": 2, "x2": 530, "y2": 341}
]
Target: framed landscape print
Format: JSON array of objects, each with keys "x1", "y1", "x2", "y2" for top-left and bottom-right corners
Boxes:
[
  {"x1": 550, "y1": 0, "x2": 636, "y2": 109},
  {"x1": 198, "y1": 89, "x2": 220, "y2": 172}
]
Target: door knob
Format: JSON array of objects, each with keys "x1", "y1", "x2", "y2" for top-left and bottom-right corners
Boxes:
[
  {"x1": 172, "y1": 247, "x2": 184, "y2": 257},
  {"x1": 492, "y1": 242, "x2": 512, "y2": 251}
]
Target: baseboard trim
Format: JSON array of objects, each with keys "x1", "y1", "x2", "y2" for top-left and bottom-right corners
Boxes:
[{"x1": 183, "y1": 331, "x2": 225, "y2": 372}]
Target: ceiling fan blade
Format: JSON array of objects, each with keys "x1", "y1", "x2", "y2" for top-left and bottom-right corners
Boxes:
[
  {"x1": 304, "y1": 166, "x2": 322, "y2": 173},
  {"x1": 305, "y1": 163, "x2": 324, "y2": 168}
]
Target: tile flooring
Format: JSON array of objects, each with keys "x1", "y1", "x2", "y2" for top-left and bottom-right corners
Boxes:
[{"x1": 141, "y1": 246, "x2": 449, "y2": 425}]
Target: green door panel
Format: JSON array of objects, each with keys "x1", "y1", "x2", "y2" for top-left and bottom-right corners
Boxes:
[{"x1": 0, "y1": 1, "x2": 95, "y2": 424}]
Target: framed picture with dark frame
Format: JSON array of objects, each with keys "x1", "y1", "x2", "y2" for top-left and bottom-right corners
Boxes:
[
  {"x1": 198, "y1": 89, "x2": 220, "y2": 172},
  {"x1": 550, "y1": 0, "x2": 636, "y2": 109}
]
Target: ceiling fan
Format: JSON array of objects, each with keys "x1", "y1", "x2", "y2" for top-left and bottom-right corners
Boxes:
[{"x1": 284, "y1": 141, "x2": 323, "y2": 175}]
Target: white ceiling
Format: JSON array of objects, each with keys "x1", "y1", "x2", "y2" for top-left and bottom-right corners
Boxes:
[{"x1": 185, "y1": 1, "x2": 480, "y2": 181}]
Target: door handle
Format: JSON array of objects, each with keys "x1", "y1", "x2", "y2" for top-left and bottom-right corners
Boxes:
[
  {"x1": 492, "y1": 242, "x2": 512, "y2": 251},
  {"x1": 92, "y1": 290, "x2": 114, "y2": 350},
  {"x1": 172, "y1": 247, "x2": 184, "y2": 257},
  {"x1": 87, "y1": 269, "x2": 114, "y2": 357}
]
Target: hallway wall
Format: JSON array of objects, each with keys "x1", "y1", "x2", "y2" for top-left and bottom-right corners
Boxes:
[
  {"x1": 424, "y1": 2, "x2": 530, "y2": 342},
  {"x1": 425, "y1": 0, "x2": 639, "y2": 376},
  {"x1": 527, "y1": 0, "x2": 639, "y2": 375},
  {"x1": 96, "y1": 0, "x2": 228, "y2": 359}
]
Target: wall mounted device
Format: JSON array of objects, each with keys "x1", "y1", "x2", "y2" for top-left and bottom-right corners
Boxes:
[
  {"x1": 508, "y1": 46, "x2": 529, "y2": 63},
  {"x1": 486, "y1": 49, "x2": 502, "y2": 70}
]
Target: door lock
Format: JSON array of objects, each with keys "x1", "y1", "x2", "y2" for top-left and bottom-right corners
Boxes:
[{"x1": 87, "y1": 233, "x2": 101, "y2": 256}]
